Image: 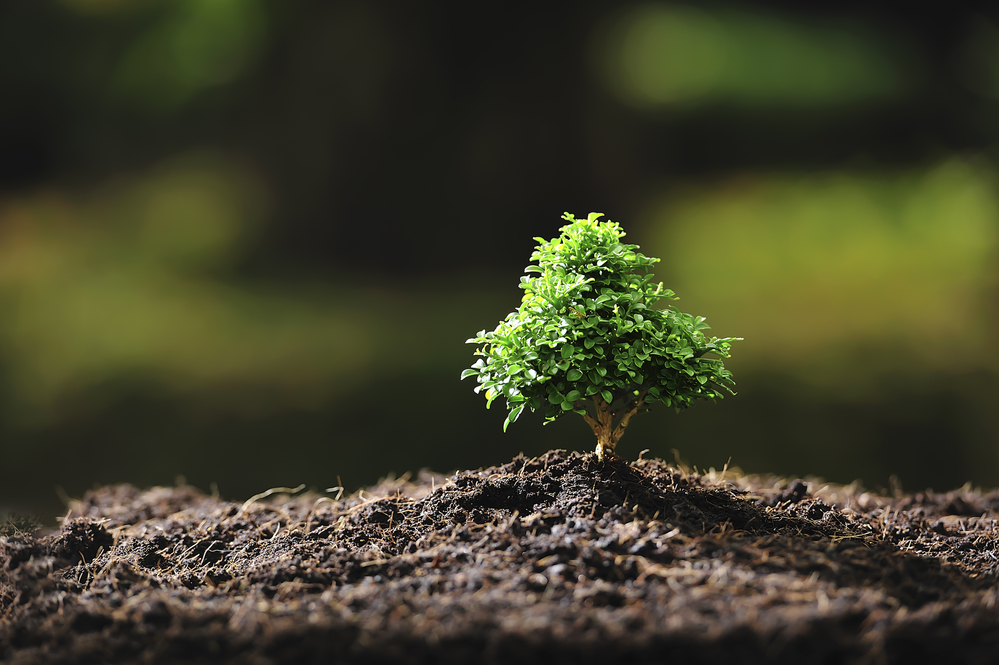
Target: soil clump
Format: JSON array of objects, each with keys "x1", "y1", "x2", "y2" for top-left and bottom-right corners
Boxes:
[{"x1": 2, "y1": 449, "x2": 999, "y2": 664}]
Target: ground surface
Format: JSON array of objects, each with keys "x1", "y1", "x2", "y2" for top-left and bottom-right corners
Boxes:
[{"x1": 2, "y1": 449, "x2": 999, "y2": 664}]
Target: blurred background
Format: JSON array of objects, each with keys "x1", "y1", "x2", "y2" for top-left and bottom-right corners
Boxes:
[{"x1": 2, "y1": 0, "x2": 999, "y2": 523}]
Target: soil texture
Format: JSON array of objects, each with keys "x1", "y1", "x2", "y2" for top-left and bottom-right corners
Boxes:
[{"x1": 2, "y1": 449, "x2": 999, "y2": 664}]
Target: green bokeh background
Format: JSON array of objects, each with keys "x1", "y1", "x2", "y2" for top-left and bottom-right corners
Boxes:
[{"x1": 3, "y1": 1, "x2": 999, "y2": 522}]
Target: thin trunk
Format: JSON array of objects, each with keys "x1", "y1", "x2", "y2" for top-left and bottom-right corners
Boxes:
[
  {"x1": 581, "y1": 405, "x2": 613, "y2": 460},
  {"x1": 581, "y1": 392, "x2": 647, "y2": 461}
]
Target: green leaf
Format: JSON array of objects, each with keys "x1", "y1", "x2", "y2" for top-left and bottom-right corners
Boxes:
[
  {"x1": 601, "y1": 390, "x2": 613, "y2": 403},
  {"x1": 460, "y1": 369, "x2": 478, "y2": 380},
  {"x1": 503, "y1": 404, "x2": 525, "y2": 432},
  {"x1": 567, "y1": 369, "x2": 583, "y2": 381},
  {"x1": 565, "y1": 390, "x2": 581, "y2": 402}
]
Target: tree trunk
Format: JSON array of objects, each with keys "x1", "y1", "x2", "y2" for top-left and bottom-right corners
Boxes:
[
  {"x1": 594, "y1": 428, "x2": 614, "y2": 461},
  {"x1": 581, "y1": 393, "x2": 646, "y2": 462}
]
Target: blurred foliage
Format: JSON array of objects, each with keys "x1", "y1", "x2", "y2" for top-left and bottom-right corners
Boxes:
[
  {"x1": 643, "y1": 159, "x2": 999, "y2": 389},
  {"x1": 601, "y1": 4, "x2": 911, "y2": 109},
  {"x1": 2, "y1": 1, "x2": 999, "y2": 521},
  {"x1": 0, "y1": 152, "x2": 499, "y2": 425},
  {"x1": 107, "y1": 0, "x2": 267, "y2": 110}
]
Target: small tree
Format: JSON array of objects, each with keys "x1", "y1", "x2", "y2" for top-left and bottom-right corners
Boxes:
[{"x1": 462, "y1": 212, "x2": 739, "y2": 461}]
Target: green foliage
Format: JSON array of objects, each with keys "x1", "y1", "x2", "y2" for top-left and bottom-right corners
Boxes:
[{"x1": 463, "y1": 212, "x2": 739, "y2": 459}]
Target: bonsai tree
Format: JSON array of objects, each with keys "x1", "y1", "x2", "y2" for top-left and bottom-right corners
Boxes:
[{"x1": 462, "y1": 212, "x2": 739, "y2": 461}]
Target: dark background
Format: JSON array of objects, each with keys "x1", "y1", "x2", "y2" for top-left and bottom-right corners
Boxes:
[{"x1": 2, "y1": 0, "x2": 999, "y2": 523}]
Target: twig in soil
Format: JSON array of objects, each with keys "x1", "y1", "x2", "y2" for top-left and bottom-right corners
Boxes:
[{"x1": 238, "y1": 484, "x2": 306, "y2": 516}]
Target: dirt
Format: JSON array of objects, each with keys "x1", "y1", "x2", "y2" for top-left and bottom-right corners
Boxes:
[{"x1": 2, "y1": 449, "x2": 999, "y2": 664}]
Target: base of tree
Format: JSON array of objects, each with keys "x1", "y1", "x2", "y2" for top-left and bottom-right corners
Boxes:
[{"x1": 2, "y1": 449, "x2": 998, "y2": 664}]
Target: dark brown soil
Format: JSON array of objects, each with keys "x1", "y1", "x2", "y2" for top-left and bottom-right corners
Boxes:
[{"x1": 3, "y1": 449, "x2": 999, "y2": 664}]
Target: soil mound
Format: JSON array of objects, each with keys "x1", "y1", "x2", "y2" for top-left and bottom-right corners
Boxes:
[{"x1": 2, "y1": 450, "x2": 998, "y2": 664}]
